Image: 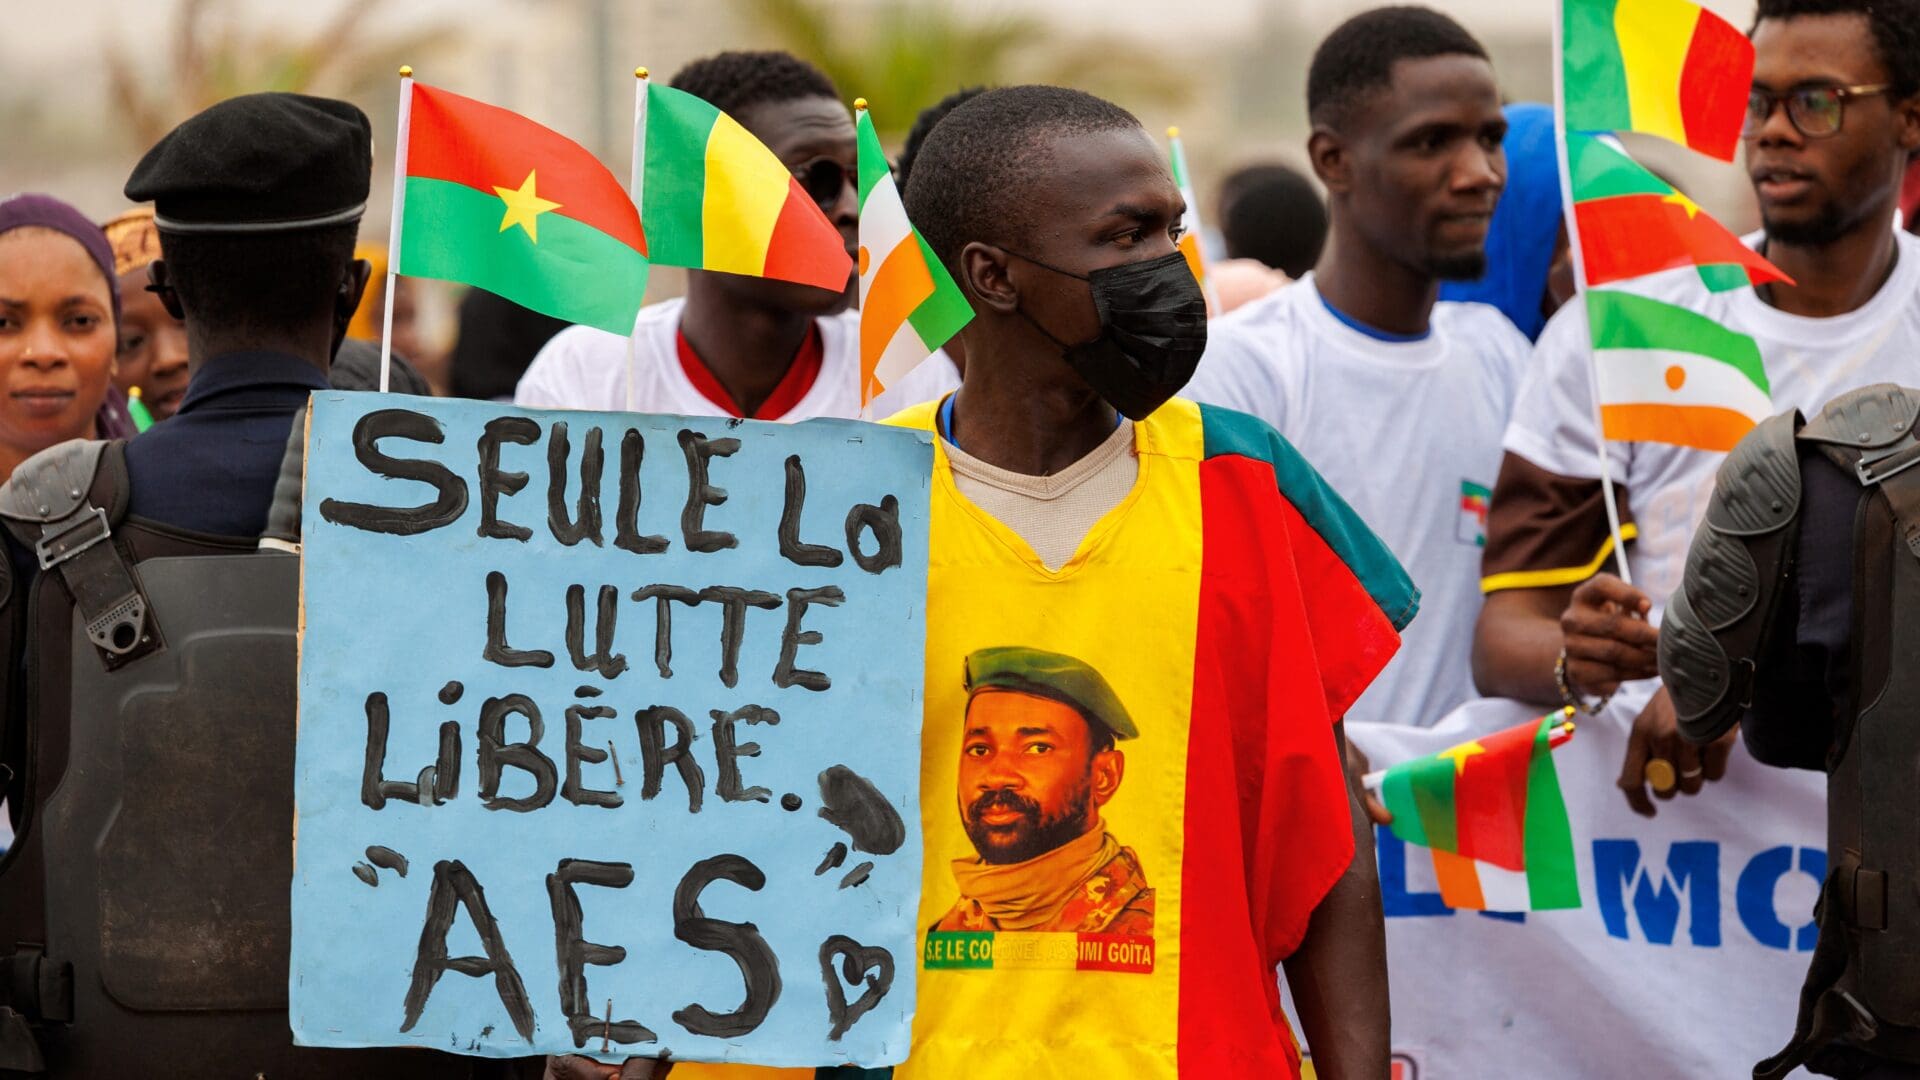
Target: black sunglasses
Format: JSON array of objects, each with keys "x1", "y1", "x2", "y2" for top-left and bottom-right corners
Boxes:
[
  {"x1": 1744, "y1": 83, "x2": 1890, "y2": 139},
  {"x1": 791, "y1": 158, "x2": 854, "y2": 208}
]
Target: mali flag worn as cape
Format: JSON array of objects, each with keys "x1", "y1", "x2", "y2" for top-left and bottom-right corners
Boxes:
[
  {"x1": 398, "y1": 82, "x2": 648, "y2": 335},
  {"x1": 886, "y1": 397, "x2": 1417, "y2": 1079}
]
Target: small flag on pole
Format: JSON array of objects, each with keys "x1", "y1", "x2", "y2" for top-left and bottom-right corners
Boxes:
[
  {"x1": 1569, "y1": 135, "x2": 1790, "y2": 292},
  {"x1": 854, "y1": 100, "x2": 972, "y2": 408},
  {"x1": 1588, "y1": 289, "x2": 1771, "y2": 451},
  {"x1": 1378, "y1": 710, "x2": 1581, "y2": 912},
  {"x1": 393, "y1": 80, "x2": 649, "y2": 335},
  {"x1": 1166, "y1": 127, "x2": 1219, "y2": 311},
  {"x1": 1562, "y1": 0, "x2": 1754, "y2": 161},
  {"x1": 635, "y1": 80, "x2": 853, "y2": 293}
]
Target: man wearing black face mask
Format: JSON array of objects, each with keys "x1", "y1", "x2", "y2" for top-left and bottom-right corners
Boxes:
[
  {"x1": 1188, "y1": 8, "x2": 1526, "y2": 754},
  {"x1": 889, "y1": 85, "x2": 1411, "y2": 1080}
]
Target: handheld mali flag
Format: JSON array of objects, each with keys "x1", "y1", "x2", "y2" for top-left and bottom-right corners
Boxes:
[
  {"x1": 1381, "y1": 711, "x2": 1580, "y2": 912},
  {"x1": 855, "y1": 101, "x2": 972, "y2": 408},
  {"x1": 395, "y1": 80, "x2": 648, "y2": 335},
  {"x1": 1570, "y1": 135, "x2": 1791, "y2": 292},
  {"x1": 637, "y1": 79, "x2": 854, "y2": 293},
  {"x1": 1588, "y1": 288, "x2": 1771, "y2": 451},
  {"x1": 1562, "y1": 0, "x2": 1754, "y2": 161}
]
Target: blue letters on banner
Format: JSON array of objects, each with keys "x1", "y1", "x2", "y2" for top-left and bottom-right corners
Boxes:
[{"x1": 291, "y1": 394, "x2": 932, "y2": 1068}]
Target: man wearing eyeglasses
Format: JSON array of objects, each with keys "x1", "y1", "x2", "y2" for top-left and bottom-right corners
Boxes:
[
  {"x1": 515, "y1": 50, "x2": 863, "y2": 421},
  {"x1": 1474, "y1": 0, "x2": 1920, "y2": 810}
]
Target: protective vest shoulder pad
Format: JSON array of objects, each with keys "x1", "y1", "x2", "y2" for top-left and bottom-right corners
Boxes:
[
  {"x1": 0, "y1": 439, "x2": 107, "y2": 527},
  {"x1": 1661, "y1": 410, "x2": 1803, "y2": 742}
]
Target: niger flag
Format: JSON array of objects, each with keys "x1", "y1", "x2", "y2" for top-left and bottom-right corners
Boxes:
[{"x1": 397, "y1": 81, "x2": 649, "y2": 335}]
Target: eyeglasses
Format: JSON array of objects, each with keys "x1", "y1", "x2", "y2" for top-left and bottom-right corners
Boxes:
[
  {"x1": 791, "y1": 158, "x2": 853, "y2": 208},
  {"x1": 1744, "y1": 83, "x2": 1891, "y2": 139}
]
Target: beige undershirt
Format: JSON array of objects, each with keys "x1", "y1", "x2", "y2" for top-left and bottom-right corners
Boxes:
[{"x1": 945, "y1": 419, "x2": 1139, "y2": 570}]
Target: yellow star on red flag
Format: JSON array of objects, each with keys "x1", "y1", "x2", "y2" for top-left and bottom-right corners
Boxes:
[{"x1": 495, "y1": 170, "x2": 561, "y2": 242}]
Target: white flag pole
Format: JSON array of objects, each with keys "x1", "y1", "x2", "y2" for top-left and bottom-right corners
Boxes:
[
  {"x1": 379, "y1": 66, "x2": 415, "y2": 395},
  {"x1": 1551, "y1": 3, "x2": 1632, "y2": 585},
  {"x1": 624, "y1": 67, "x2": 650, "y2": 414}
]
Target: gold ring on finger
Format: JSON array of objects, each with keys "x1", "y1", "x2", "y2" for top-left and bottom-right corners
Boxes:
[{"x1": 1644, "y1": 758, "x2": 1677, "y2": 793}]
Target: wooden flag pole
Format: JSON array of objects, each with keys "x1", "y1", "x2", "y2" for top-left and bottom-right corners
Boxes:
[
  {"x1": 1551, "y1": 2, "x2": 1634, "y2": 585},
  {"x1": 379, "y1": 65, "x2": 415, "y2": 395}
]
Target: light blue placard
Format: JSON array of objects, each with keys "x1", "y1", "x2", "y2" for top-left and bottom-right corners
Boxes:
[{"x1": 293, "y1": 393, "x2": 930, "y2": 1067}]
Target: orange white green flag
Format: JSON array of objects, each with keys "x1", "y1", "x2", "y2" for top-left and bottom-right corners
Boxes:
[
  {"x1": 1378, "y1": 710, "x2": 1580, "y2": 912},
  {"x1": 854, "y1": 101, "x2": 972, "y2": 409},
  {"x1": 1165, "y1": 127, "x2": 1218, "y2": 311},
  {"x1": 1587, "y1": 288, "x2": 1771, "y2": 451},
  {"x1": 632, "y1": 73, "x2": 852, "y2": 293}
]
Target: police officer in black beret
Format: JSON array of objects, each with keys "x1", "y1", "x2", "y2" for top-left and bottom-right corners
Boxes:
[{"x1": 0, "y1": 93, "x2": 508, "y2": 1078}]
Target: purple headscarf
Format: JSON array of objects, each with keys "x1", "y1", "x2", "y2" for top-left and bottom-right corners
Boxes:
[
  {"x1": 0, "y1": 193, "x2": 135, "y2": 438},
  {"x1": 0, "y1": 193, "x2": 122, "y2": 326}
]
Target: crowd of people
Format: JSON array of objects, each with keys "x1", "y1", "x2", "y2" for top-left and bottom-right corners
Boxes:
[{"x1": 4, "y1": 0, "x2": 1920, "y2": 1076}]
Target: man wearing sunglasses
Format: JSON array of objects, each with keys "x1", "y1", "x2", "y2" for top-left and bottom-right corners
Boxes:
[
  {"x1": 516, "y1": 50, "x2": 862, "y2": 421},
  {"x1": 1454, "y1": 0, "x2": 1920, "y2": 1071}
]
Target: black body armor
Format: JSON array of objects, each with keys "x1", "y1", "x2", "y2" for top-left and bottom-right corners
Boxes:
[
  {"x1": 0, "y1": 438, "x2": 494, "y2": 1077},
  {"x1": 1661, "y1": 384, "x2": 1920, "y2": 1078}
]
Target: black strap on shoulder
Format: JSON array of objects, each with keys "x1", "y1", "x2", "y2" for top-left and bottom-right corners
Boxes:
[{"x1": 0, "y1": 441, "x2": 162, "y2": 670}]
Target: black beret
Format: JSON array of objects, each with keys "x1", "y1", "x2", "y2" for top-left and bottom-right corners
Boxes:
[{"x1": 125, "y1": 92, "x2": 373, "y2": 235}]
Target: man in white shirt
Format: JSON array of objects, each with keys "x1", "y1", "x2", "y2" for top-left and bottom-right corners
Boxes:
[
  {"x1": 1474, "y1": 0, "x2": 1920, "y2": 815},
  {"x1": 515, "y1": 50, "x2": 861, "y2": 421},
  {"x1": 1186, "y1": 7, "x2": 1528, "y2": 733}
]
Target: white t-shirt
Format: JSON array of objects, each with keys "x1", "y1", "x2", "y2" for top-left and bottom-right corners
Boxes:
[
  {"x1": 1185, "y1": 274, "x2": 1528, "y2": 727},
  {"x1": 1362, "y1": 231, "x2": 1920, "y2": 1079},
  {"x1": 1508, "y1": 228, "x2": 1920, "y2": 611},
  {"x1": 866, "y1": 349, "x2": 960, "y2": 420},
  {"x1": 513, "y1": 297, "x2": 863, "y2": 420}
]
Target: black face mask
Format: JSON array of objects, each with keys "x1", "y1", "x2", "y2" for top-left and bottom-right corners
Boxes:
[{"x1": 1006, "y1": 249, "x2": 1209, "y2": 421}]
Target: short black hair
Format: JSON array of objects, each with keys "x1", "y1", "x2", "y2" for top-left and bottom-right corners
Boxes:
[
  {"x1": 1753, "y1": 0, "x2": 1920, "y2": 100},
  {"x1": 1219, "y1": 163, "x2": 1328, "y2": 278},
  {"x1": 670, "y1": 50, "x2": 839, "y2": 117},
  {"x1": 904, "y1": 85, "x2": 1141, "y2": 274},
  {"x1": 160, "y1": 223, "x2": 357, "y2": 336},
  {"x1": 896, "y1": 86, "x2": 987, "y2": 192},
  {"x1": 1307, "y1": 6, "x2": 1490, "y2": 127}
]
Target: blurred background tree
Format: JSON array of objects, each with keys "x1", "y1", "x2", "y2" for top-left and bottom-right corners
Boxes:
[
  {"x1": 737, "y1": 0, "x2": 1194, "y2": 144},
  {"x1": 104, "y1": 0, "x2": 446, "y2": 147}
]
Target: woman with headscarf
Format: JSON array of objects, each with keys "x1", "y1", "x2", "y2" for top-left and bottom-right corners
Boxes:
[
  {"x1": 0, "y1": 194, "x2": 129, "y2": 482},
  {"x1": 1439, "y1": 102, "x2": 1573, "y2": 341},
  {"x1": 103, "y1": 206, "x2": 191, "y2": 422}
]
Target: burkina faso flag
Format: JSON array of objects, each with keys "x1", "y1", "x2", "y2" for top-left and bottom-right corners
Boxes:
[{"x1": 397, "y1": 81, "x2": 648, "y2": 334}]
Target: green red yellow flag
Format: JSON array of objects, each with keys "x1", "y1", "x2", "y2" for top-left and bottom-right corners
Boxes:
[
  {"x1": 396, "y1": 81, "x2": 648, "y2": 335},
  {"x1": 1587, "y1": 288, "x2": 1771, "y2": 451},
  {"x1": 1569, "y1": 134, "x2": 1791, "y2": 291},
  {"x1": 1380, "y1": 710, "x2": 1580, "y2": 912},
  {"x1": 637, "y1": 80, "x2": 853, "y2": 293},
  {"x1": 854, "y1": 102, "x2": 972, "y2": 408},
  {"x1": 1562, "y1": 0, "x2": 1753, "y2": 161}
]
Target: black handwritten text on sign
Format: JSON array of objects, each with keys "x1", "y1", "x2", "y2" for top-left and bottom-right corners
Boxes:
[{"x1": 292, "y1": 395, "x2": 930, "y2": 1067}]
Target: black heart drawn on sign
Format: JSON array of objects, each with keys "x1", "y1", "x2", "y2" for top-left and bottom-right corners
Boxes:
[{"x1": 819, "y1": 934, "x2": 896, "y2": 1040}]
